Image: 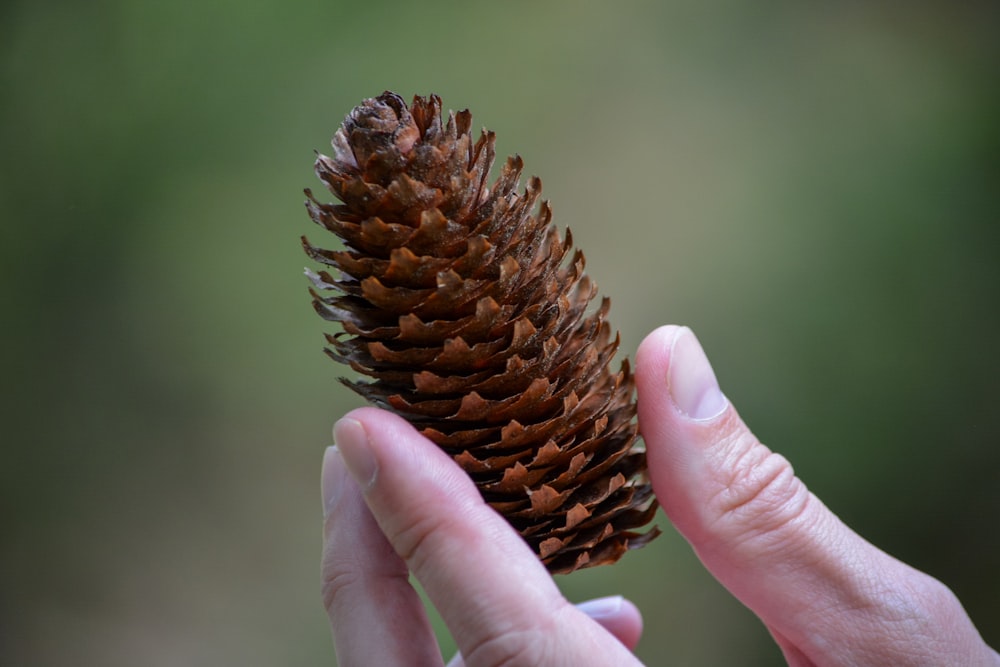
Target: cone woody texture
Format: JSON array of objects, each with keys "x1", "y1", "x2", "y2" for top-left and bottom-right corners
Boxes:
[{"x1": 303, "y1": 92, "x2": 659, "y2": 573}]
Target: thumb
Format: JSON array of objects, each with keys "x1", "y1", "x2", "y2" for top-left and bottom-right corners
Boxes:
[{"x1": 635, "y1": 325, "x2": 998, "y2": 666}]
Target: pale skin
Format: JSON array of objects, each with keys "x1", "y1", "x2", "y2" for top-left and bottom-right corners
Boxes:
[{"x1": 320, "y1": 325, "x2": 1000, "y2": 666}]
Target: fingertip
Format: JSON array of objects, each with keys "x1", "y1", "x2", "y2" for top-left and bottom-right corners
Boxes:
[
  {"x1": 333, "y1": 417, "x2": 378, "y2": 491},
  {"x1": 635, "y1": 325, "x2": 686, "y2": 453},
  {"x1": 342, "y1": 407, "x2": 466, "y2": 496},
  {"x1": 636, "y1": 325, "x2": 729, "y2": 510},
  {"x1": 576, "y1": 596, "x2": 644, "y2": 650},
  {"x1": 635, "y1": 325, "x2": 684, "y2": 371},
  {"x1": 637, "y1": 325, "x2": 728, "y2": 421},
  {"x1": 334, "y1": 405, "x2": 407, "y2": 443}
]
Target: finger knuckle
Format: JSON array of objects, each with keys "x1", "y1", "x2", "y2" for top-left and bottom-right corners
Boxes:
[
  {"x1": 460, "y1": 625, "x2": 552, "y2": 667},
  {"x1": 707, "y1": 434, "x2": 811, "y2": 539},
  {"x1": 391, "y1": 509, "x2": 457, "y2": 572},
  {"x1": 321, "y1": 555, "x2": 412, "y2": 621},
  {"x1": 320, "y1": 565, "x2": 361, "y2": 614}
]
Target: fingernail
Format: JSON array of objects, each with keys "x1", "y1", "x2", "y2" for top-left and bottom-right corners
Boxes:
[
  {"x1": 576, "y1": 595, "x2": 624, "y2": 620},
  {"x1": 333, "y1": 417, "x2": 378, "y2": 490},
  {"x1": 321, "y1": 446, "x2": 347, "y2": 518},
  {"x1": 668, "y1": 327, "x2": 728, "y2": 420}
]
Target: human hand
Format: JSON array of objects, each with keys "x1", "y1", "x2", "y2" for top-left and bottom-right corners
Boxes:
[
  {"x1": 320, "y1": 413, "x2": 642, "y2": 666},
  {"x1": 320, "y1": 325, "x2": 999, "y2": 666}
]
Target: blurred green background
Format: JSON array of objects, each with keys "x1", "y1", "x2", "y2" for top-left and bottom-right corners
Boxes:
[{"x1": 3, "y1": 1, "x2": 998, "y2": 665}]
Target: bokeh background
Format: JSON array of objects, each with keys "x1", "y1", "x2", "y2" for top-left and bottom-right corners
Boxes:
[{"x1": 3, "y1": 1, "x2": 998, "y2": 665}]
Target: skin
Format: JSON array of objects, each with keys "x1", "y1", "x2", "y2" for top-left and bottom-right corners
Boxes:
[{"x1": 320, "y1": 325, "x2": 1000, "y2": 666}]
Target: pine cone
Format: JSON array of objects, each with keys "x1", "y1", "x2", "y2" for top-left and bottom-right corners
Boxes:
[{"x1": 303, "y1": 91, "x2": 659, "y2": 574}]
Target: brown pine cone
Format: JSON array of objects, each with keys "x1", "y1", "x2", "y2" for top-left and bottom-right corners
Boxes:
[{"x1": 303, "y1": 91, "x2": 659, "y2": 574}]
